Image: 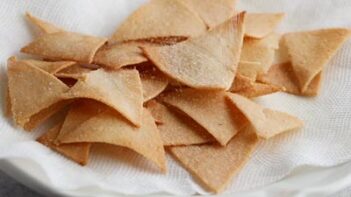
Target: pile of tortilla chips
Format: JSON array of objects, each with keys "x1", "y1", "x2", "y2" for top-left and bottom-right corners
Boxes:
[{"x1": 5, "y1": 0, "x2": 351, "y2": 193}]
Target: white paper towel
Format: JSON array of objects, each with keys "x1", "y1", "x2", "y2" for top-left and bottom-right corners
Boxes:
[{"x1": 1, "y1": 0, "x2": 351, "y2": 195}]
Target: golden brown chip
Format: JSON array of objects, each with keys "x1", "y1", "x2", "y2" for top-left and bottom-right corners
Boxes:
[
  {"x1": 59, "y1": 108, "x2": 166, "y2": 172},
  {"x1": 144, "y1": 12, "x2": 245, "y2": 90},
  {"x1": 226, "y1": 93, "x2": 303, "y2": 138},
  {"x1": 21, "y1": 32, "x2": 107, "y2": 63},
  {"x1": 93, "y1": 43, "x2": 148, "y2": 69},
  {"x1": 61, "y1": 69, "x2": 143, "y2": 127},
  {"x1": 257, "y1": 62, "x2": 320, "y2": 96},
  {"x1": 146, "y1": 101, "x2": 213, "y2": 146},
  {"x1": 140, "y1": 69, "x2": 169, "y2": 102},
  {"x1": 283, "y1": 28, "x2": 351, "y2": 92},
  {"x1": 56, "y1": 100, "x2": 107, "y2": 142},
  {"x1": 169, "y1": 125, "x2": 258, "y2": 193},
  {"x1": 25, "y1": 12, "x2": 63, "y2": 35},
  {"x1": 245, "y1": 13, "x2": 285, "y2": 38},
  {"x1": 230, "y1": 74, "x2": 254, "y2": 92},
  {"x1": 54, "y1": 64, "x2": 92, "y2": 79},
  {"x1": 37, "y1": 123, "x2": 91, "y2": 165},
  {"x1": 235, "y1": 82, "x2": 282, "y2": 98},
  {"x1": 237, "y1": 61, "x2": 263, "y2": 81},
  {"x1": 5, "y1": 87, "x2": 11, "y2": 117},
  {"x1": 161, "y1": 89, "x2": 247, "y2": 146},
  {"x1": 22, "y1": 59, "x2": 76, "y2": 74},
  {"x1": 110, "y1": 0, "x2": 206, "y2": 43},
  {"x1": 240, "y1": 37, "x2": 276, "y2": 73},
  {"x1": 177, "y1": 0, "x2": 236, "y2": 28},
  {"x1": 7, "y1": 57, "x2": 69, "y2": 130}
]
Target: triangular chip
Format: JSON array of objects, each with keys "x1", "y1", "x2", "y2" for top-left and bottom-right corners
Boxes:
[
  {"x1": 93, "y1": 43, "x2": 148, "y2": 69},
  {"x1": 54, "y1": 64, "x2": 93, "y2": 79},
  {"x1": 245, "y1": 13, "x2": 285, "y2": 38},
  {"x1": 144, "y1": 12, "x2": 246, "y2": 90},
  {"x1": 21, "y1": 31, "x2": 107, "y2": 63},
  {"x1": 237, "y1": 61, "x2": 263, "y2": 81},
  {"x1": 146, "y1": 101, "x2": 213, "y2": 146},
  {"x1": 56, "y1": 100, "x2": 107, "y2": 142},
  {"x1": 140, "y1": 69, "x2": 169, "y2": 102},
  {"x1": 235, "y1": 82, "x2": 281, "y2": 98},
  {"x1": 110, "y1": 0, "x2": 206, "y2": 43},
  {"x1": 26, "y1": 12, "x2": 63, "y2": 35},
  {"x1": 7, "y1": 57, "x2": 69, "y2": 130},
  {"x1": 177, "y1": 0, "x2": 236, "y2": 28},
  {"x1": 257, "y1": 62, "x2": 321, "y2": 96},
  {"x1": 230, "y1": 74, "x2": 254, "y2": 92},
  {"x1": 61, "y1": 69, "x2": 143, "y2": 126},
  {"x1": 283, "y1": 28, "x2": 351, "y2": 92},
  {"x1": 161, "y1": 89, "x2": 247, "y2": 146},
  {"x1": 59, "y1": 108, "x2": 166, "y2": 172},
  {"x1": 240, "y1": 36, "x2": 276, "y2": 73},
  {"x1": 226, "y1": 93, "x2": 303, "y2": 138},
  {"x1": 37, "y1": 123, "x2": 91, "y2": 165},
  {"x1": 169, "y1": 125, "x2": 258, "y2": 193},
  {"x1": 22, "y1": 59, "x2": 75, "y2": 74}
]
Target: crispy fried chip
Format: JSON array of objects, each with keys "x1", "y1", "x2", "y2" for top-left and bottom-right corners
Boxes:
[
  {"x1": 62, "y1": 69, "x2": 143, "y2": 126},
  {"x1": 37, "y1": 123, "x2": 91, "y2": 165},
  {"x1": 93, "y1": 43, "x2": 148, "y2": 69},
  {"x1": 245, "y1": 13, "x2": 285, "y2": 38},
  {"x1": 22, "y1": 59, "x2": 76, "y2": 74},
  {"x1": 240, "y1": 36, "x2": 277, "y2": 73},
  {"x1": 169, "y1": 125, "x2": 258, "y2": 193},
  {"x1": 283, "y1": 28, "x2": 351, "y2": 92},
  {"x1": 59, "y1": 108, "x2": 166, "y2": 172},
  {"x1": 25, "y1": 12, "x2": 63, "y2": 35},
  {"x1": 237, "y1": 61, "x2": 263, "y2": 81},
  {"x1": 140, "y1": 69, "x2": 169, "y2": 102},
  {"x1": 110, "y1": 0, "x2": 206, "y2": 43},
  {"x1": 258, "y1": 63, "x2": 321, "y2": 96},
  {"x1": 161, "y1": 89, "x2": 247, "y2": 146},
  {"x1": 144, "y1": 12, "x2": 245, "y2": 90},
  {"x1": 177, "y1": 0, "x2": 236, "y2": 28},
  {"x1": 55, "y1": 64, "x2": 92, "y2": 79},
  {"x1": 235, "y1": 82, "x2": 281, "y2": 98},
  {"x1": 56, "y1": 100, "x2": 106, "y2": 142},
  {"x1": 146, "y1": 101, "x2": 213, "y2": 146},
  {"x1": 7, "y1": 57, "x2": 69, "y2": 130},
  {"x1": 21, "y1": 32, "x2": 107, "y2": 63},
  {"x1": 230, "y1": 74, "x2": 254, "y2": 92},
  {"x1": 5, "y1": 87, "x2": 11, "y2": 117},
  {"x1": 226, "y1": 93, "x2": 303, "y2": 138}
]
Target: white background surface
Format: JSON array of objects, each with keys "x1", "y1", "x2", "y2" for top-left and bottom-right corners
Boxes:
[{"x1": 1, "y1": 0, "x2": 351, "y2": 196}]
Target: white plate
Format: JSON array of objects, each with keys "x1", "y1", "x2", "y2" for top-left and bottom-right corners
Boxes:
[{"x1": 1, "y1": 157, "x2": 351, "y2": 197}]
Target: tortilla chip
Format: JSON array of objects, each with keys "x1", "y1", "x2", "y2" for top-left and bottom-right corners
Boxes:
[
  {"x1": 129, "y1": 36, "x2": 188, "y2": 46},
  {"x1": 25, "y1": 12, "x2": 63, "y2": 35},
  {"x1": 146, "y1": 101, "x2": 213, "y2": 146},
  {"x1": 7, "y1": 57, "x2": 69, "y2": 130},
  {"x1": 226, "y1": 93, "x2": 303, "y2": 138},
  {"x1": 55, "y1": 64, "x2": 92, "y2": 79},
  {"x1": 144, "y1": 12, "x2": 245, "y2": 90},
  {"x1": 140, "y1": 69, "x2": 169, "y2": 102},
  {"x1": 240, "y1": 37, "x2": 276, "y2": 73},
  {"x1": 230, "y1": 74, "x2": 254, "y2": 92},
  {"x1": 93, "y1": 43, "x2": 148, "y2": 69},
  {"x1": 161, "y1": 89, "x2": 247, "y2": 146},
  {"x1": 56, "y1": 100, "x2": 107, "y2": 142},
  {"x1": 22, "y1": 59, "x2": 76, "y2": 74},
  {"x1": 272, "y1": 36, "x2": 290, "y2": 65},
  {"x1": 283, "y1": 28, "x2": 351, "y2": 92},
  {"x1": 110, "y1": 0, "x2": 206, "y2": 43},
  {"x1": 169, "y1": 125, "x2": 258, "y2": 193},
  {"x1": 5, "y1": 87, "x2": 12, "y2": 117},
  {"x1": 302, "y1": 72, "x2": 322, "y2": 96},
  {"x1": 235, "y1": 82, "x2": 281, "y2": 98},
  {"x1": 37, "y1": 123, "x2": 91, "y2": 165},
  {"x1": 59, "y1": 108, "x2": 166, "y2": 172},
  {"x1": 21, "y1": 31, "x2": 107, "y2": 63},
  {"x1": 245, "y1": 13, "x2": 285, "y2": 38},
  {"x1": 177, "y1": 0, "x2": 236, "y2": 28},
  {"x1": 61, "y1": 69, "x2": 143, "y2": 127},
  {"x1": 237, "y1": 61, "x2": 263, "y2": 81}
]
